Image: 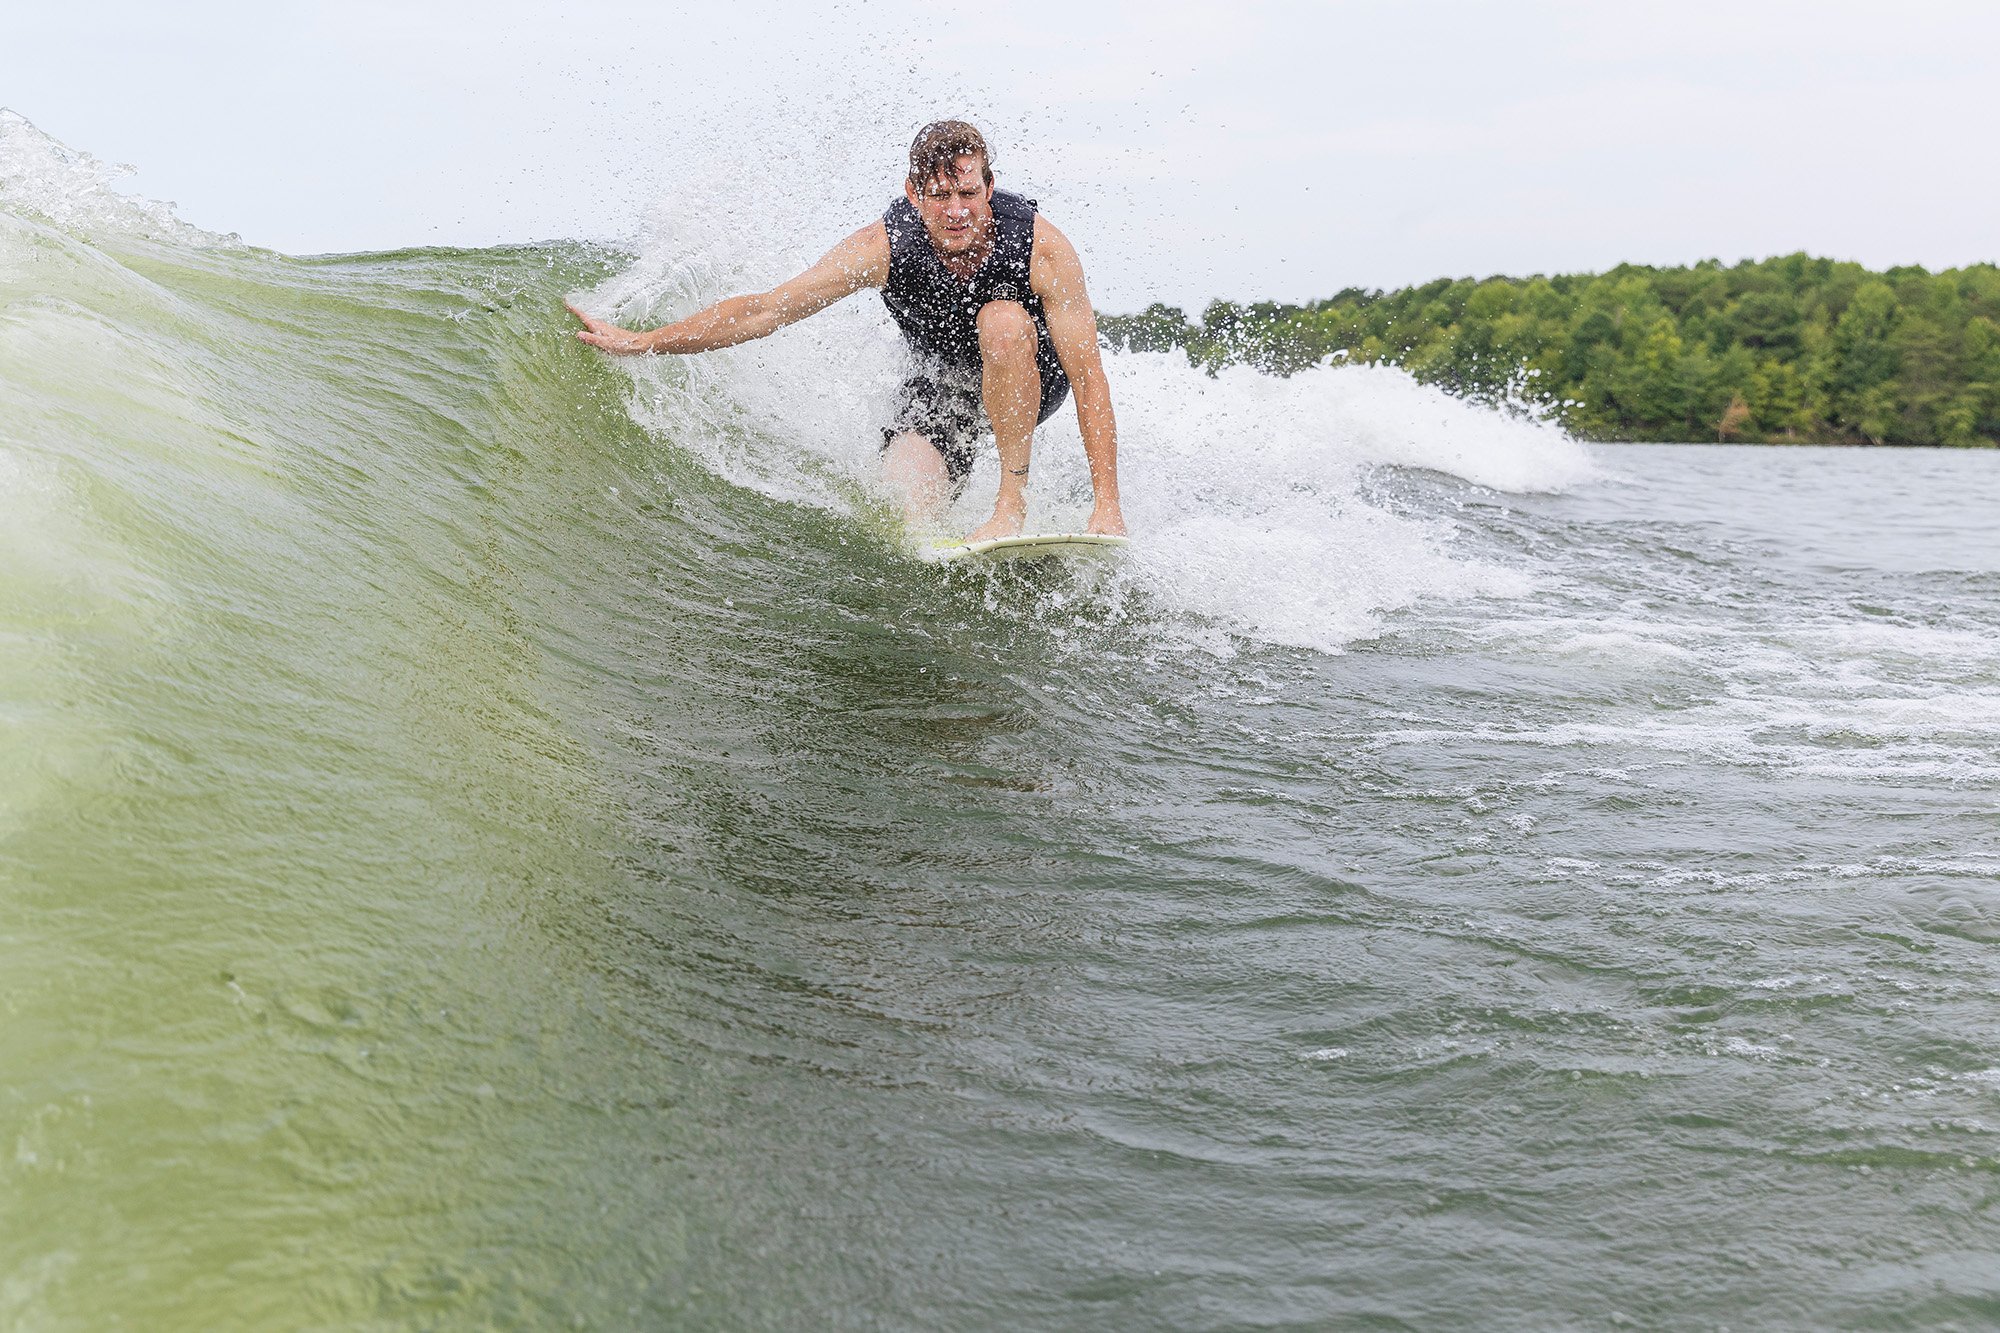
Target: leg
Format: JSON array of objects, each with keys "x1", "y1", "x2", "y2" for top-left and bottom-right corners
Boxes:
[
  {"x1": 881, "y1": 430, "x2": 953, "y2": 527},
  {"x1": 964, "y1": 301, "x2": 1040, "y2": 543}
]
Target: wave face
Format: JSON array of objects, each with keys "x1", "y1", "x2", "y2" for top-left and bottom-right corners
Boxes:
[{"x1": 8, "y1": 111, "x2": 2000, "y2": 1329}]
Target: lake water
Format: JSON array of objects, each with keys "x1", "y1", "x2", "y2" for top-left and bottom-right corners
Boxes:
[{"x1": 5, "y1": 109, "x2": 1999, "y2": 1328}]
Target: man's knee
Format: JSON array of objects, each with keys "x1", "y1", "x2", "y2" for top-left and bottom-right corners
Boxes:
[
  {"x1": 977, "y1": 301, "x2": 1035, "y2": 357},
  {"x1": 884, "y1": 430, "x2": 947, "y2": 473}
]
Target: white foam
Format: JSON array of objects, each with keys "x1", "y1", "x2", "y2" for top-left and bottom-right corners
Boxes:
[
  {"x1": 1797, "y1": 618, "x2": 2000, "y2": 674},
  {"x1": 0, "y1": 110, "x2": 232, "y2": 247}
]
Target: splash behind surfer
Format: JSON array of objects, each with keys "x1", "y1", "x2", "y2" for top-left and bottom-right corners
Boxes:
[{"x1": 568, "y1": 121, "x2": 1126, "y2": 543}]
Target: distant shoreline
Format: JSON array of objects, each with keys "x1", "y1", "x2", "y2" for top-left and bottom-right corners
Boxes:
[{"x1": 1101, "y1": 254, "x2": 2000, "y2": 449}]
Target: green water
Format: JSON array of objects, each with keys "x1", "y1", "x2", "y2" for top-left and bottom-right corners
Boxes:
[{"x1": 5, "y1": 187, "x2": 2000, "y2": 1329}]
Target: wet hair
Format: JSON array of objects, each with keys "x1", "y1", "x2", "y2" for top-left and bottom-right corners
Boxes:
[{"x1": 907, "y1": 120, "x2": 994, "y2": 191}]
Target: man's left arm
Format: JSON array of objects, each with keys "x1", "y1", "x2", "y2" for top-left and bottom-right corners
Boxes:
[{"x1": 1032, "y1": 219, "x2": 1126, "y2": 536}]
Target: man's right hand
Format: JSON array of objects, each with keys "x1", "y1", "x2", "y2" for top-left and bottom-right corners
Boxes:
[{"x1": 566, "y1": 302, "x2": 651, "y2": 355}]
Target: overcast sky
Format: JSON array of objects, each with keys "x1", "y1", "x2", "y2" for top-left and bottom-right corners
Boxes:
[{"x1": 7, "y1": 0, "x2": 1998, "y2": 310}]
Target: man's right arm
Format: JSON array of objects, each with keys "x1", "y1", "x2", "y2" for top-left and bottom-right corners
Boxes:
[{"x1": 569, "y1": 221, "x2": 889, "y2": 356}]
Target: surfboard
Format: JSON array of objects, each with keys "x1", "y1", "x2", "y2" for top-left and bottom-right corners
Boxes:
[{"x1": 930, "y1": 532, "x2": 1130, "y2": 565}]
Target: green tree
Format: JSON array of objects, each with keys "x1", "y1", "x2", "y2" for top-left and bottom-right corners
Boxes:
[
  {"x1": 1828, "y1": 281, "x2": 1900, "y2": 441},
  {"x1": 1098, "y1": 254, "x2": 2000, "y2": 445}
]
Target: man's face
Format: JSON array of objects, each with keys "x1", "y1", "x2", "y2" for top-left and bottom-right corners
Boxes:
[{"x1": 905, "y1": 155, "x2": 994, "y2": 256}]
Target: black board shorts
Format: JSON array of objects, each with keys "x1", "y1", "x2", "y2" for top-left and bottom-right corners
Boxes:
[{"x1": 880, "y1": 364, "x2": 1071, "y2": 491}]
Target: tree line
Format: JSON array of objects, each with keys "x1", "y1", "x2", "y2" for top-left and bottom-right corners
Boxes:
[{"x1": 1099, "y1": 254, "x2": 2000, "y2": 446}]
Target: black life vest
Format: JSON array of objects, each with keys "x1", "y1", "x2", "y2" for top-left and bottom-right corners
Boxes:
[{"x1": 880, "y1": 189, "x2": 1067, "y2": 388}]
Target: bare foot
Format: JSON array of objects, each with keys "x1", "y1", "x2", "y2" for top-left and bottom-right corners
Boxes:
[{"x1": 962, "y1": 507, "x2": 1027, "y2": 544}]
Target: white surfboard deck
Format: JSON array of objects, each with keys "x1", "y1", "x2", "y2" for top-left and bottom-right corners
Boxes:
[{"x1": 929, "y1": 532, "x2": 1130, "y2": 565}]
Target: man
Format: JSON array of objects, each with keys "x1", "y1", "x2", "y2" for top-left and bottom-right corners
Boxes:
[{"x1": 568, "y1": 121, "x2": 1126, "y2": 543}]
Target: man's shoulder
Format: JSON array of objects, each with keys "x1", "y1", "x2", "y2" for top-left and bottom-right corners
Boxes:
[
  {"x1": 882, "y1": 197, "x2": 922, "y2": 246},
  {"x1": 1028, "y1": 215, "x2": 1085, "y2": 292},
  {"x1": 809, "y1": 219, "x2": 892, "y2": 291},
  {"x1": 1030, "y1": 213, "x2": 1076, "y2": 255}
]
